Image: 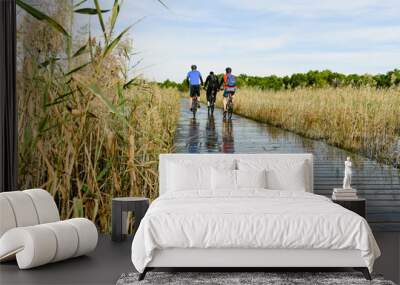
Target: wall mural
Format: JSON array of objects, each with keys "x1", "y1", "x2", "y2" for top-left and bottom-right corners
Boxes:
[{"x1": 17, "y1": 0, "x2": 400, "y2": 233}]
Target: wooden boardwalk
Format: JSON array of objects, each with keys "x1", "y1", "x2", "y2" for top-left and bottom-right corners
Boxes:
[{"x1": 174, "y1": 100, "x2": 400, "y2": 231}]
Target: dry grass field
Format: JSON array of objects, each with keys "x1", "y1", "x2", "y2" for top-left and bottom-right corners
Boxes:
[{"x1": 210, "y1": 87, "x2": 400, "y2": 167}]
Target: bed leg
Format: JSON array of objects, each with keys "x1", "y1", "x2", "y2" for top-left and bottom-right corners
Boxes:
[
  {"x1": 354, "y1": 267, "x2": 371, "y2": 280},
  {"x1": 138, "y1": 268, "x2": 148, "y2": 281}
]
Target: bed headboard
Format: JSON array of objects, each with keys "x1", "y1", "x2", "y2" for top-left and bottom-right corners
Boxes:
[{"x1": 159, "y1": 153, "x2": 313, "y2": 195}]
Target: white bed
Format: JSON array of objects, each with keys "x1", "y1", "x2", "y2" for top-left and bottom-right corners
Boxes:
[{"x1": 131, "y1": 154, "x2": 380, "y2": 280}]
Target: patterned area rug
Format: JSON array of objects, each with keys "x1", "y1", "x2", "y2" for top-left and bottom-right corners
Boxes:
[{"x1": 117, "y1": 272, "x2": 396, "y2": 285}]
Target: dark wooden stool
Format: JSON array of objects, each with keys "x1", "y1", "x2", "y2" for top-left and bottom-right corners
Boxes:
[
  {"x1": 332, "y1": 198, "x2": 366, "y2": 218},
  {"x1": 112, "y1": 197, "x2": 149, "y2": 242}
]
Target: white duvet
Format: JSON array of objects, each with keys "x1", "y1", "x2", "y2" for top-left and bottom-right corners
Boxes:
[{"x1": 131, "y1": 189, "x2": 380, "y2": 273}]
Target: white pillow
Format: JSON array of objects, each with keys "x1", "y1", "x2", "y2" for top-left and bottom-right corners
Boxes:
[
  {"x1": 237, "y1": 159, "x2": 308, "y2": 191},
  {"x1": 167, "y1": 162, "x2": 211, "y2": 191},
  {"x1": 167, "y1": 159, "x2": 236, "y2": 192},
  {"x1": 267, "y1": 162, "x2": 306, "y2": 191},
  {"x1": 236, "y1": 169, "x2": 267, "y2": 189},
  {"x1": 211, "y1": 168, "x2": 236, "y2": 190}
]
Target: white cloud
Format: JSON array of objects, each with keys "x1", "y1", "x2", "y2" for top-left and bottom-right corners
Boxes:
[
  {"x1": 133, "y1": 44, "x2": 400, "y2": 82},
  {"x1": 97, "y1": 0, "x2": 400, "y2": 81},
  {"x1": 219, "y1": 0, "x2": 400, "y2": 18},
  {"x1": 326, "y1": 26, "x2": 400, "y2": 45}
]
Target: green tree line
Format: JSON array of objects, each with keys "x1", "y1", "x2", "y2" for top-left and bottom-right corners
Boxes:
[{"x1": 159, "y1": 69, "x2": 400, "y2": 91}]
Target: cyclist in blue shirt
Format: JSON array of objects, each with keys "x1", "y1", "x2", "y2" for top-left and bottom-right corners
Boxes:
[{"x1": 187, "y1": 65, "x2": 203, "y2": 111}]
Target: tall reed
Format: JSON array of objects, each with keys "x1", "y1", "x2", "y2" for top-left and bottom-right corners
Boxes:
[{"x1": 17, "y1": 0, "x2": 180, "y2": 232}]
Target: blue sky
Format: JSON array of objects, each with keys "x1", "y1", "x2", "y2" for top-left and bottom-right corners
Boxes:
[{"x1": 81, "y1": 0, "x2": 400, "y2": 81}]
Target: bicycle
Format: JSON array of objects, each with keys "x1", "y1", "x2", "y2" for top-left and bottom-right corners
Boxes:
[
  {"x1": 207, "y1": 92, "x2": 216, "y2": 116},
  {"x1": 224, "y1": 92, "x2": 234, "y2": 120},
  {"x1": 191, "y1": 96, "x2": 199, "y2": 118}
]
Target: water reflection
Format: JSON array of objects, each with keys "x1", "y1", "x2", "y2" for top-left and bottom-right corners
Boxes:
[
  {"x1": 222, "y1": 120, "x2": 235, "y2": 153},
  {"x1": 205, "y1": 114, "x2": 219, "y2": 152},
  {"x1": 186, "y1": 118, "x2": 200, "y2": 153}
]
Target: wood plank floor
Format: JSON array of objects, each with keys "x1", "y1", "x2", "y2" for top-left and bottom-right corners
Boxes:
[
  {"x1": 0, "y1": 235, "x2": 134, "y2": 285},
  {"x1": 1, "y1": 233, "x2": 398, "y2": 284}
]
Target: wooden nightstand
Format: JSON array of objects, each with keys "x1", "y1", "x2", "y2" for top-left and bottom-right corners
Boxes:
[{"x1": 332, "y1": 198, "x2": 366, "y2": 218}]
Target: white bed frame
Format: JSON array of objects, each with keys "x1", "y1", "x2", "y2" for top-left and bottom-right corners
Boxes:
[{"x1": 140, "y1": 154, "x2": 370, "y2": 280}]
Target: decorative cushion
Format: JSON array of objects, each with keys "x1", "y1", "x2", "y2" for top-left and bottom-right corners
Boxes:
[
  {"x1": 42, "y1": 221, "x2": 79, "y2": 262},
  {"x1": 0, "y1": 191, "x2": 39, "y2": 227},
  {"x1": 24, "y1": 189, "x2": 60, "y2": 223},
  {"x1": 0, "y1": 196, "x2": 17, "y2": 237},
  {"x1": 65, "y1": 218, "x2": 98, "y2": 257}
]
